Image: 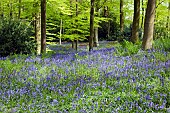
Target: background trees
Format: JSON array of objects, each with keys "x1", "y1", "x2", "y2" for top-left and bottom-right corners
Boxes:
[{"x1": 0, "y1": 0, "x2": 169, "y2": 56}]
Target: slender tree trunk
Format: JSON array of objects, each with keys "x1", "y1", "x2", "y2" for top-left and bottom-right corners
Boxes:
[
  {"x1": 34, "y1": 13, "x2": 41, "y2": 54},
  {"x1": 70, "y1": 0, "x2": 75, "y2": 49},
  {"x1": 9, "y1": 0, "x2": 13, "y2": 18},
  {"x1": 75, "y1": 0, "x2": 78, "y2": 51},
  {"x1": 154, "y1": 0, "x2": 159, "y2": 39},
  {"x1": 141, "y1": 0, "x2": 144, "y2": 28},
  {"x1": 41, "y1": 0, "x2": 46, "y2": 54},
  {"x1": 0, "y1": 2, "x2": 3, "y2": 18},
  {"x1": 142, "y1": 0, "x2": 156, "y2": 50},
  {"x1": 72, "y1": 41, "x2": 76, "y2": 49},
  {"x1": 167, "y1": 1, "x2": 170, "y2": 38},
  {"x1": 18, "y1": 0, "x2": 21, "y2": 19},
  {"x1": 93, "y1": 7, "x2": 99, "y2": 47},
  {"x1": 120, "y1": 0, "x2": 124, "y2": 33},
  {"x1": 94, "y1": 27, "x2": 99, "y2": 47},
  {"x1": 33, "y1": 1, "x2": 41, "y2": 54},
  {"x1": 141, "y1": 0, "x2": 145, "y2": 38},
  {"x1": 59, "y1": 18, "x2": 62, "y2": 45},
  {"x1": 89, "y1": 0, "x2": 95, "y2": 51},
  {"x1": 131, "y1": 0, "x2": 140, "y2": 43},
  {"x1": 107, "y1": 20, "x2": 110, "y2": 37},
  {"x1": 104, "y1": 6, "x2": 110, "y2": 38}
]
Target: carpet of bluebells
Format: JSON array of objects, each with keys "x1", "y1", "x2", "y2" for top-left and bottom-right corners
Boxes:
[{"x1": 0, "y1": 42, "x2": 170, "y2": 112}]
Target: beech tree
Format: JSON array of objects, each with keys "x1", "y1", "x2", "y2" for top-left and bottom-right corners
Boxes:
[
  {"x1": 41, "y1": 0, "x2": 46, "y2": 53},
  {"x1": 89, "y1": 0, "x2": 95, "y2": 51},
  {"x1": 120, "y1": 0, "x2": 124, "y2": 33},
  {"x1": 141, "y1": 0, "x2": 145, "y2": 28},
  {"x1": 18, "y1": 0, "x2": 21, "y2": 19},
  {"x1": 33, "y1": 0, "x2": 41, "y2": 54},
  {"x1": 142, "y1": 0, "x2": 156, "y2": 50},
  {"x1": 168, "y1": 1, "x2": 170, "y2": 37},
  {"x1": 131, "y1": 0, "x2": 140, "y2": 43}
]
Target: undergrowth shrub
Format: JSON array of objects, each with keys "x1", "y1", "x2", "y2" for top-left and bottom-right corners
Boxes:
[
  {"x1": 0, "y1": 19, "x2": 37, "y2": 57},
  {"x1": 154, "y1": 37, "x2": 170, "y2": 51},
  {"x1": 116, "y1": 40, "x2": 141, "y2": 56}
]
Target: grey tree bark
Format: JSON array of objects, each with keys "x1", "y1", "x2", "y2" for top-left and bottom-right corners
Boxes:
[
  {"x1": 59, "y1": 18, "x2": 62, "y2": 45},
  {"x1": 142, "y1": 0, "x2": 156, "y2": 50},
  {"x1": 93, "y1": 7, "x2": 100, "y2": 47}
]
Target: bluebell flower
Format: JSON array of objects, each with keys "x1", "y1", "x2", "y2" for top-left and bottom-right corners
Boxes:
[
  {"x1": 52, "y1": 99, "x2": 58, "y2": 106},
  {"x1": 117, "y1": 97, "x2": 121, "y2": 101},
  {"x1": 159, "y1": 103, "x2": 165, "y2": 109},
  {"x1": 58, "y1": 89, "x2": 63, "y2": 95},
  {"x1": 0, "y1": 68, "x2": 2, "y2": 73},
  {"x1": 148, "y1": 101, "x2": 154, "y2": 108}
]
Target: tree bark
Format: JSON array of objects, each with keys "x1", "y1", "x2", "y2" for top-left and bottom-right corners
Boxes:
[
  {"x1": 93, "y1": 6, "x2": 100, "y2": 47},
  {"x1": 104, "y1": 6, "x2": 110, "y2": 38},
  {"x1": 0, "y1": 2, "x2": 4, "y2": 18},
  {"x1": 75, "y1": 0, "x2": 78, "y2": 51},
  {"x1": 9, "y1": 0, "x2": 13, "y2": 18},
  {"x1": 34, "y1": 13, "x2": 41, "y2": 54},
  {"x1": 89, "y1": 0, "x2": 95, "y2": 51},
  {"x1": 41, "y1": 0, "x2": 46, "y2": 54},
  {"x1": 131, "y1": 0, "x2": 140, "y2": 43},
  {"x1": 167, "y1": 1, "x2": 170, "y2": 38},
  {"x1": 94, "y1": 27, "x2": 99, "y2": 47},
  {"x1": 142, "y1": 0, "x2": 156, "y2": 50},
  {"x1": 18, "y1": 0, "x2": 21, "y2": 19},
  {"x1": 59, "y1": 18, "x2": 62, "y2": 45},
  {"x1": 141, "y1": 0, "x2": 144, "y2": 28},
  {"x1": 70, "y1": 0, "x2": 75, "y2": 49},
  {"x1": 120, "y1": 0, "x2": 124, "y2": 33}
]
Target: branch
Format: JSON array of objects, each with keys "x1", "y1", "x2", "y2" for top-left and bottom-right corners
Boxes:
[{"x1": 156, "y1": 0, "x2": 164, "y2": 9}]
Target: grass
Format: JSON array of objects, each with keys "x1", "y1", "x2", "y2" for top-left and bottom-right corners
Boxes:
[{"x1": 0, "y1": 41, "x2": 170, "y2": 112}]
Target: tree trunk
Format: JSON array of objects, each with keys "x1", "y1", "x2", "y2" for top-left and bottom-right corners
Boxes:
[
  {"x1": 107, "y1": 20, "x2": 110, "y2": 38},
  {"x1": 120, "y1": 0, "x2": 124, "y2": 33},
  {"x1": 89, "y1": 0, "x2": 95, "y2": 51},
  {"x1": 59, "y1": 18, "x2": 62, "y2": 45},
  {"x1": 18, "y1": 0, "x2": 21, "y2": 19},
  {"x1": 33, "y1": 0, "x2": 41, "y2": 54},
  {"x1": 34, "y1": 13, "x2": 41, "y2": 54},
  {"x1": 142, "y1": 0, "x2": 156, "y2": 50},
  {"x1": 9, "y1": 1, "x2": 13, "y2": 18},
  {"x1": 167, "y1": 1, "x2": 170, "y2": 38},
  {"x1": 104, "y1": 6, "x2": 110, "y2": 38},
  {"x1": 41, "y1": 0, "x2": 46, "y2": 54},
  {"x1": 94, "y1": 27, "x2": 99, "y2": 47},
  {"x1": 141, "y1": 0, "x2": 144, "y2": 28},
  {"x1": 93, "y1": 7, "x2": 100, "y2": 47},
  {"x1": 131, "y1": 0, "x2": 140, "y2": 43},
  {"x1": 70, "y1": 0, "x2": 75, "y2": 49},
  {"x1": 0, "y1": 1, "x2": 4, "y2": 18},
  {"x1": 75, "y1": 0, "x2": 78, "y2": 51},
  {"x1": 72, "y1": 41, "x2": 76, "y2": 49}
]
